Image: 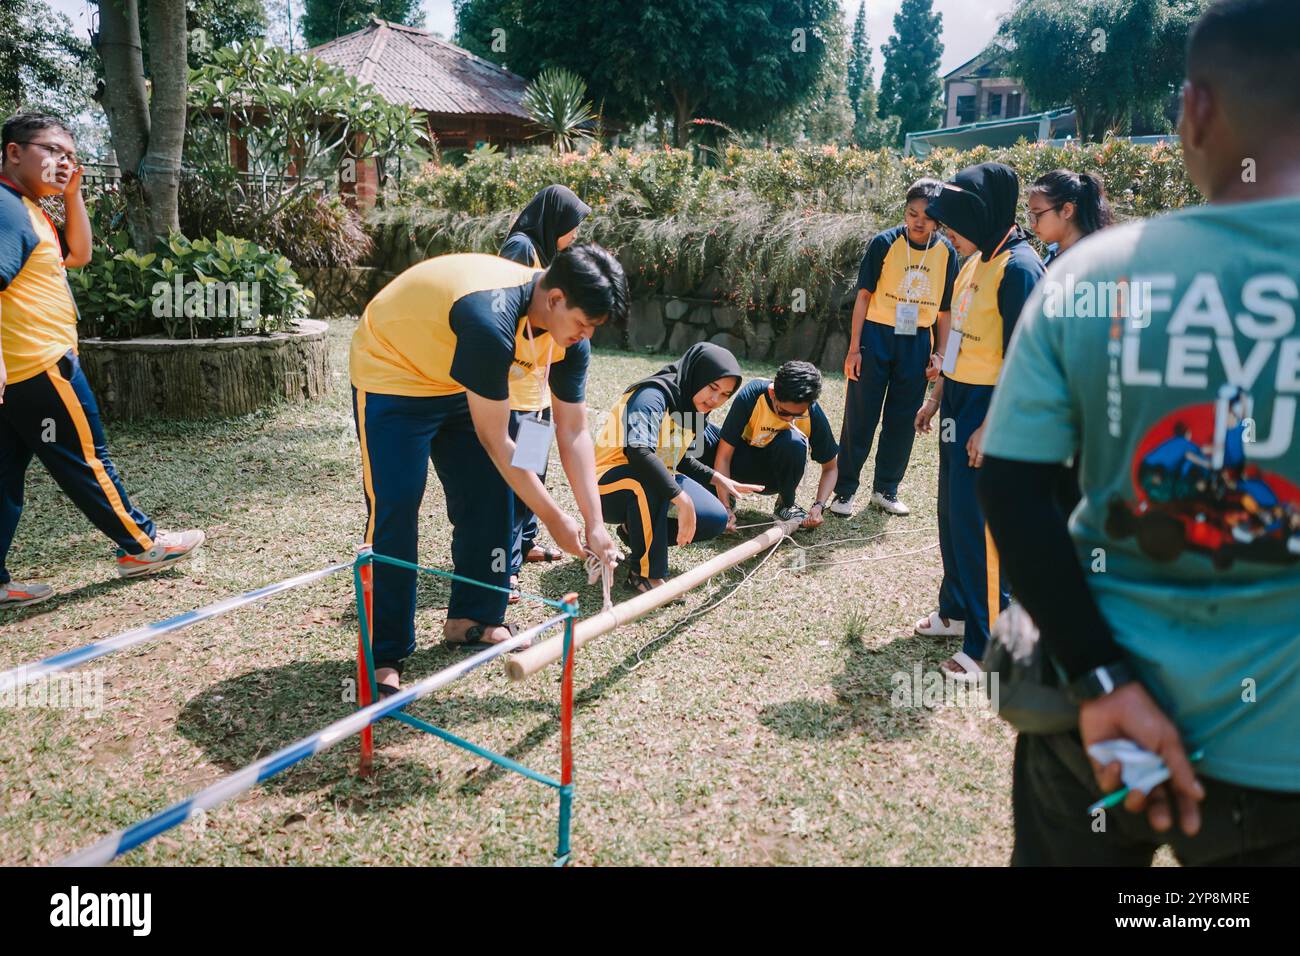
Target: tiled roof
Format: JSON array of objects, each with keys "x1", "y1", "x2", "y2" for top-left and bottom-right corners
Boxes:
[{"x1": 309, "y1": 17, "x2": 530, "y2": 120}]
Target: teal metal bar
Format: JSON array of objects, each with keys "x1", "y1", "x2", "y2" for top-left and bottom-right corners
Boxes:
[
  {"x1": 368, "y1": 549, "x2": 570, "y2": 610},
  {"x1": 389, "y1": 711, "x2": 563, "y2": 789}
]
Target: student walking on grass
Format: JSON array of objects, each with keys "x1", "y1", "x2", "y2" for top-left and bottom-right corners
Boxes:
[
  {"x1": 914, "y1": 162, "x2": 1045, "y2": 680},
  {"x1": 831, "y1": 178, "x2": 958, "y2": 519},
  {"x1": 980, "y1": 0, "x2": 1300, "y2": 864},
  {"x1": 0, "y1": 113, "x2": 204, "y2": 608},
  {"x1": 593, "y1": 343, "x2": 762, "y2": 593},
  {"x1": 350, "y1": 245, "x2": 624, "y2": 695},
  {"x1": 498, "y1": 185, "x2": 593, "y2": 601}
]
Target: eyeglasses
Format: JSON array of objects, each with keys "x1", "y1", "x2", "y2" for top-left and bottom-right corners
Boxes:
[
  {"x1": 1026, "y1": 204, "x2": 1062, "y2": 226},
  {"x1": 17, "y1": 142, "x2": 78, "y2": 166},
  {"x1": 771, "y1": 401, "x2": 804, "y2": 420}
]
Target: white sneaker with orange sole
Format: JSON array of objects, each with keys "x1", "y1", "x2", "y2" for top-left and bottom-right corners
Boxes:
[
  {"x1": 0, "y1": 581, "x2": 55, "y2": 608},
  {"x1": 116, "y1": 529, "x2": 206, "y2": 578}
]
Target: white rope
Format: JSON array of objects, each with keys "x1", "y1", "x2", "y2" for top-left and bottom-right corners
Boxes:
[
  {"x1": 584, "y1": 549, "x2": 615, "y2": 612},
  {"x1": 628, "y1": 529, "x2": 791, "y2": 669}
]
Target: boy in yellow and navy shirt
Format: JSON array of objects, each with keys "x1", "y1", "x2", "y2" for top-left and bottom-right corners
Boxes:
[
  {"x1": 350, "y1": 245, "x2": 625, "y2": 690},
  {"x1": 703, "y1": 360, "x2": 839, "y2": 527},
  {"x1": 0, "y1": 113, "x2": 203, "y2": 606},
  {"x1": 498, "y1": 185, "x2": 592, "y2": 584}
]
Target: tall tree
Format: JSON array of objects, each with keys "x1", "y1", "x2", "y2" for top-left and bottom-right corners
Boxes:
[
  {"x1": 764, "y1": 2, "x2": 853, "y2": 146},
  {"x1": 846, "y1": 1, "x2": 867, "y2": 116},
  {"x1": 300, "y1": 0, "x2": 425, "y2": 48},
  {"x1": 94, "y1": 0, "x2": 188, "y2": 248},
  {"x1": 878, "y1": 0, "x2": 944, "y2": 143},
  {"x1": 454, "y1": 0, "x2": 839, "y2": 147},
  {"x1": 0, "y1": 0, "x2": 93, "y2": 117},
  {"x1": 998, "y1": 0, "x2": 1205, "y2": 142}
]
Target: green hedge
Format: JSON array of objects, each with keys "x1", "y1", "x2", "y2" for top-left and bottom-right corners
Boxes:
[{"x1": 383, "y1": 138, "x2": 1201, "y2": 331}]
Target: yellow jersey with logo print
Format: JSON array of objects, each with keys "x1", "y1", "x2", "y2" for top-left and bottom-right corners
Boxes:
[
  {"x1": 718, "y1": 379, "x2": 839, "y2": 463},
  {"x1": 349, "y1": 253, "x2": 587, "y2": 403},
  {"x1": 0, "y1": 177, "x2": 80, "y2": 384},
  {"x1": 498, "y1": 236, "x2": 551, "y2": 412},
  {"x1": 594, "y1": 386, "x2": 696, "y2": 475},
  {"x1": 946, "y1": 236, "x2": 1044, "y2": 386},
  {"x1": 857, "y1": 224, "x2": 958, "y2": 329}
]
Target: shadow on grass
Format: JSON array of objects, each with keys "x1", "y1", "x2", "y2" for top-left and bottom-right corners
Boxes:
[{"x1": 758, "y1": 627, "x2": 953, "y2": 743}]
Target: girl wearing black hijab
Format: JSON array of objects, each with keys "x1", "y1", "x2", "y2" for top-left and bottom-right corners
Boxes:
[
  {"x1": 593, "y1": 343, "x2": 763, "y2": 592},
  {"x1": 500, "y1": 186, "x2": 594, "y2": 596},
  {"x1": 500, "y1": 184, "x2": 592, "y2": 269},
  {"x1": 913, "y1": 162, "x2": 1045, "y2": 681}
]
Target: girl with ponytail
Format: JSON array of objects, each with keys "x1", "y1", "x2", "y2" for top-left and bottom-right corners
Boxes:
[{"x1": 1027, "y1": 170, "x2": 1114, "y2": 266}]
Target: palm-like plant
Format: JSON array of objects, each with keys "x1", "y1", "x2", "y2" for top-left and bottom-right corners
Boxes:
[{"x1": 521, "y1": 68, "x2": 596, "y2": 153}]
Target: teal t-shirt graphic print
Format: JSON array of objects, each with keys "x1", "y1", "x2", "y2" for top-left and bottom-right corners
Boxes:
[{"x1": 983, "y1": 195, "x2": 1300, "y2": 791}]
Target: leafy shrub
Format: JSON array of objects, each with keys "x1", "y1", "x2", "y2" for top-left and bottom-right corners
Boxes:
[
  {"x1": 71, "y1": 231, "x2": 313, "y2": 340},
  {"x1": 381, "y1": 136, "x2": 1201, "y2": 340},
  {"x1": 179, "y1": 180, "x2": 373, "y2": 269}
]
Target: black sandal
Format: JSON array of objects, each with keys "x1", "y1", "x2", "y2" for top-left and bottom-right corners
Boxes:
[{"x1": 444, "y1": 621, "x2": 526, "y2": 650}]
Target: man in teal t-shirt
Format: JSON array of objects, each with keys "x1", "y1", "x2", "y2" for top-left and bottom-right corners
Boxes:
[{"x1": 978, "y1": 0, "x2": 1300, "y2": 865}]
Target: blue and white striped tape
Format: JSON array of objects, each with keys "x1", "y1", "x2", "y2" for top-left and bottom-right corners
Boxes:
[
  {"x1": 0, "y1": 562, "x2": 351, "y2": 695},
  {"x1": 56, "y1": 609, "x2": 571, "y2": 866}
]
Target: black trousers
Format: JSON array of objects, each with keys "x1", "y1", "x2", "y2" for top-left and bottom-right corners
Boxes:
[{"x1": 1012, "y1": 731, "x2": 1300, "y2": 865}]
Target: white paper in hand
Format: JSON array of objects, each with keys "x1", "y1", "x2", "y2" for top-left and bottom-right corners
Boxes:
[{"x1": 1087, "y1": 739, "x2": 1171, "y2": 795}]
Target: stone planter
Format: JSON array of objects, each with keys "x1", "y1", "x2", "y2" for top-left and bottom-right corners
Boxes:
[{"x1": 78, "y1": 318, "x2": 330, "y2": 421}]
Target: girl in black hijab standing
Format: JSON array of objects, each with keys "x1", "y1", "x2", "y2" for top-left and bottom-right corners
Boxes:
[
  {"x1": 914, "y1": 162, "x2": 1045, "y2": 681},
  {"x1": 592, "y1": 343, "x2": 763, "y2": 592},
  {"x1": 499, "y1": 186, "x2": 594, "y2": 597},
  {"x1": 501, "y1": 184, "x2": 592, "y2": 269}
]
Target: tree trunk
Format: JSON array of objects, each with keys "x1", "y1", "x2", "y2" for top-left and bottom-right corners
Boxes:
[
  {"x1": 672, "y1": 88, "x2": 690, "y2": 149},
  {"x1": 78, "y1": 320, "x2": 331, "y2": 421},
  {"x1": 96, "y1": 0, "x2": 152, "y2": 249},
  {"x1": 95, "y1": 0, "x2": 187, "y2": 249},
  {"x1": 144, "y1": 0, "x2": 186, "y2": 240}
]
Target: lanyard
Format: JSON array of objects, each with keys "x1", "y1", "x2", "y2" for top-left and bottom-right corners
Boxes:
[{"x1": 520, "y1": 316, "x2": 553, "y2": 413}]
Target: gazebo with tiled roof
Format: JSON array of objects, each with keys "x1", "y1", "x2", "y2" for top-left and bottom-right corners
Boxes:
[{"x1": 310, "y1": 16, "x2": 534, "y2": 151}]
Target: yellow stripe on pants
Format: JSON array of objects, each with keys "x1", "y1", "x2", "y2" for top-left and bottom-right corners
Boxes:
[
  {"x1": 355, "y1": 389, "x2": 378, "y2": 544},
  {"x1": 599, "y1": 475, "x2": 654, "y2": 578},
  {"x1": 46, "y1": 366, "x2": 154, "y2": 550},
  {"x1": 984, "y1": 523, "x2": 1001, "y2": 633}
]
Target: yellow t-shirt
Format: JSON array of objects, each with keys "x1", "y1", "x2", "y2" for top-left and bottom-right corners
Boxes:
[
  {"x1": 594, "y1": 387, "x2": 695, "y2": 476},
  {"x1": 349, "y1": 253, "x2": 582, "y2": 402},
  {"x1": 947, "y1": 238, "x2": 1044, "y2": 386},
  {"x1": 0, "y1": 179, "x2": 79, "y2": 383},
  {"x1": 857, "y1": 225, "x2": 957, "y2": 330}
]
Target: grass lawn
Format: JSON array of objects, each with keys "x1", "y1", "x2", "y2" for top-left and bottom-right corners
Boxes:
[{"x1": 0, "y1": 318, "x2": 1020, "y2": 866}]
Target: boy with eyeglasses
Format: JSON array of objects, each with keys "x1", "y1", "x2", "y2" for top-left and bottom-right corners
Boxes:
[
  {"x1": 0, "y1": 113, "x2": 204, "y2": 607},
  {"x1": 702, "y1": 360, "x2": 839, "y2": 528}
]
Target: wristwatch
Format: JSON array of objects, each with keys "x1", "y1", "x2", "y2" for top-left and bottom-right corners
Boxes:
[
  {"x1": 811, "y1": 499, "x2": 828, "y2": 512},
  {"x1": 1068, "y1": 660, "x2": 1136, "y2": 703}
]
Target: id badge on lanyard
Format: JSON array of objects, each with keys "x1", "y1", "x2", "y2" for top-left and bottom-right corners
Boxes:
[
  {"x1": 895, "y1": 302, "x2": 920, "y2": 336},
  {"x1": 511, "y1": 413, "x2": 554, "y2": 474},
  {"x1": 941, "y1": 327, "x2": 963, "y2": 375},
  {"x1": 510, "y1": 318, "x2": 554, "y2": 475}
]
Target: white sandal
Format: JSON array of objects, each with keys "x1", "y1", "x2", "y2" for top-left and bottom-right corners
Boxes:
[
  {"x1": 915, "y1": 611, "x2": 965, "y2": 638},
  {"x1": 943, "y1": 651, "x2": 983, "y2": 684}
]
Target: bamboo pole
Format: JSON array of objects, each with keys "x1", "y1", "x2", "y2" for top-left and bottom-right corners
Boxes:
[{"x1": 504, "y1": 519, "x2": 798, "y2": 681}]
